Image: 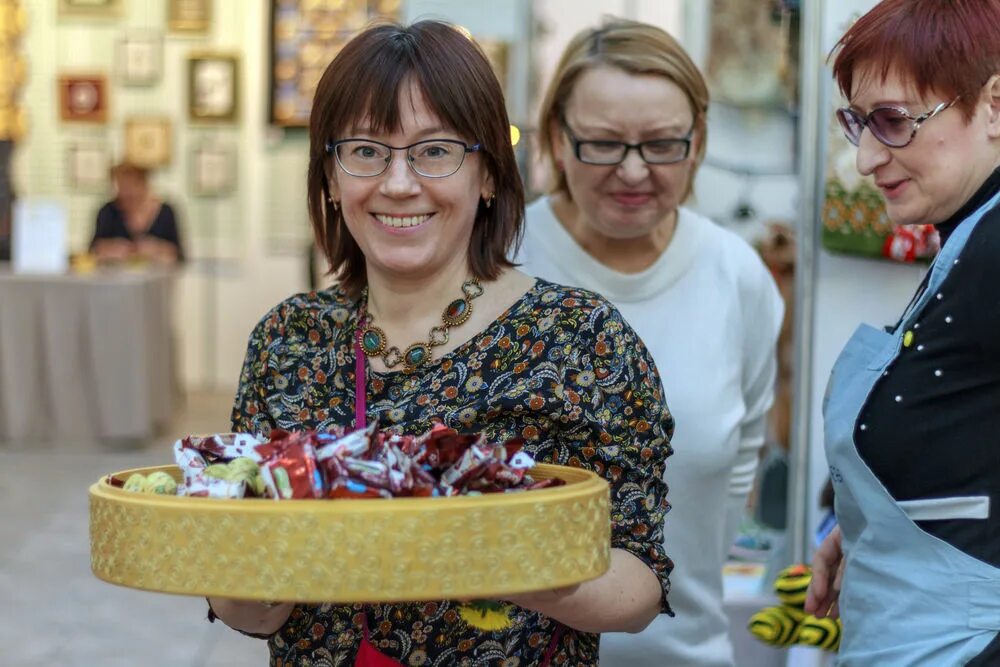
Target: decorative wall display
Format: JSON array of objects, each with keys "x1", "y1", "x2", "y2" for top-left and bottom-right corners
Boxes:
[
  {"x1": 190, "y1": 142, "x2": 235, "y2": 196},
  {"x1": 0, "y1": 0, "x2": 27, "y2": 143},
  {"x1": 124, "y1": 117, "x2": 172, "y2": 167},
  {"x1": 188, "y1": 53, "x2": 239, "y2": 122},
  {"x1": 706, "y1": 0, "x2": 798, "y2": 108},
  {"x1": 117, "y1": 31, "x2": 163, "y2": 86},
  {"x1": 477, "y1": 38, "x2": 509, "y2": 93},
  {"x1": 268, "y1": 0, "x2": 401, "y2": 127},
  {"x1": 58, "y1": 74, "x2": 108, "y2": 123},
  {"x1": 821, "y1": 107, "x2": 938, "y2": 263},
  {"x1": 58, "y1": 0, "x2": 122, "y2": 18},
  {"x1": 66, "y1": 142, "x2": 110, "y2": 191},
  {"x1": 168, "y1": 0, "x2": 210, "y2": 33}
]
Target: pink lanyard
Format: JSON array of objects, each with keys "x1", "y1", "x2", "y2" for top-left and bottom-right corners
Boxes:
[
  {"x1": 354, "y1": 326, "x2": 367, "y2": 430},
  {"x1": 353, "y1": 317, "x2": 563, "y2": 666}
]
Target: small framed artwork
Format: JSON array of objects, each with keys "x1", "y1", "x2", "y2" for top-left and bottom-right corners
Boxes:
[
  {"x1": 58, "y1": 0, "x2": 123, "y2": 18},
  {"x1": 117, "y1": 32, "x2": 163, "y2": 86},
  {"x1": 124, "y1": 117, "x2": 172, "y2": 167},
  {"x1": 65, "y1": 142, "x2": 111, "y2": 191},
  {"x1": 477, "y1": 38, "x2": 509, "y2": 93},
  {"x1": 58, "y1": 74, "x2": 108, "y2": 123},
  {"x1": 190, "y1": 142, "x2": 236, "y2": 197},
  {"x1": 168, "y1": 0, "x2": 211, "y2": 33},
  {"x1": 188, "y1": 53, "x2": 239, "y2": 122}
]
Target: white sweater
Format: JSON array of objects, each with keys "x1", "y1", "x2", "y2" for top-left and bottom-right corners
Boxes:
[{"x1": 517, "y1": 197, "x2": 783, "y2": 667}]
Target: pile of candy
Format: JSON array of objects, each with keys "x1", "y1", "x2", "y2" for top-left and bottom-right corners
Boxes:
[{"x1": 152, "y1": 423, "x2": 560, "y2": 500}]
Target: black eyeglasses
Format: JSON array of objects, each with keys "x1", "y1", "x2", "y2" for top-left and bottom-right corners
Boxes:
[
  {"x1": 324, "y1": 138, "x2": 481, "y2": 178},
  {"x1": 835, "y1": 98, "x2": 958, "y2": 149},
  {"x1": 562, "y1": 120, "x2": 693, "y2": 166}
]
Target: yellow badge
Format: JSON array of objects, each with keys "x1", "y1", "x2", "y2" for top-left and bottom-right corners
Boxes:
[{"x1": 903, "y1": 330, "x2": 914, "y2": 348}]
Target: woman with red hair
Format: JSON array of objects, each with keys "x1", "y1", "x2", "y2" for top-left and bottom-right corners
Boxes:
[{"x1": 806, "y1": 1, "x2": 1000, "y2": 664}]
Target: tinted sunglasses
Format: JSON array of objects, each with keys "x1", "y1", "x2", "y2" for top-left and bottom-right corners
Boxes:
[{"x1": 835, "y1": 97, "x2": 958, "y2": 148}]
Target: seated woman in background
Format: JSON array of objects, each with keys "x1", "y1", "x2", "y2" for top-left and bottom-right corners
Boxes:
[{"x1": 90, "y1": 162, "x2": 184, "y2": 264}]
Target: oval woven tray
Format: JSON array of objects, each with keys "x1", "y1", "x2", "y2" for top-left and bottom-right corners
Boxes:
[{"x1": 90, "y1": 463, "x2": 610, "y2": 602}]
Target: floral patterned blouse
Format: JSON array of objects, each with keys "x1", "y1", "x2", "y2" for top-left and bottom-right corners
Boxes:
[{"x1": 229, "y1": 279, "x2": 674, "y2": 666}]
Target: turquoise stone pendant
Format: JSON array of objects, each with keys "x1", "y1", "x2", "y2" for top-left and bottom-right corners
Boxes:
[
  {"x1": 403, "y1": 344, "x2": 429, "y2": 368},
  {"x1": 360, "y1": 326, "x2": 386, "y2": 356}
]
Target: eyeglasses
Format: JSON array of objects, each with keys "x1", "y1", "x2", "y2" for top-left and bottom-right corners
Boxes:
[
  {"x1": 324, "y1": 138, "x2": 481, "y2": 178},
  {"x1": 562, "y1": 120, "x2": 693, "y2": 166},
  {"x1": 835, "y1": 98, "x2": 959, "y2": 149}
]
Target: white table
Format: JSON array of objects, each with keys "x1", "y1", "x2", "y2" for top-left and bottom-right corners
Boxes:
[{"x1": 0, "y1": 266, "x2": 176, "y2": 440}]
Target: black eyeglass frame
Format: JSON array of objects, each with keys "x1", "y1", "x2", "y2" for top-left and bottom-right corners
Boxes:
[
  {"x1": 835, "y1": 97, "x2": 959, "y2": 149},
  {"x1": 323, "y1": 138, "x2": 482, "y2": 178},
  {"x1": 560, "y1": 118, "x2": 694, "y2": 166}
]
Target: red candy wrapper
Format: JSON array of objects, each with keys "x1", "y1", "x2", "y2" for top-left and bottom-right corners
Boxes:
[
  {"x1": 256, "y1": 431, "x2": 324, "y2": 500},
  {"x1": 171, "y1": 422, "x2": 562, "y2": 501}
]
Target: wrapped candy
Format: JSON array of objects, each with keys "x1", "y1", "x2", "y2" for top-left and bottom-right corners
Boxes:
[
  {"x1": 143, "y1": 471, "x2": 178, "y2": 495},
  {"x1": 170, "y1": 423, "x2": 561, "y2": 501}
]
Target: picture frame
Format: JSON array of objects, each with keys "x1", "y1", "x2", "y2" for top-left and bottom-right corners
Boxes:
[
  {"x1": 188, "y1": 53, "x2": 239, "y2": 122},
  {"x1": 269, "y1": 0, "x2": 401, "y2": 127},
  {"x1": 58, "y1": 74, "x2": 108, "y2": 123},
  {"x1": 58, "y1": 0, "x2": 123, "y2": 18},
  {"x1": 116, "y1": 31, "x2": 163, "y2": 87},
  {"x1": 124, "y1": 117, "x2": 172, "y2": 168},
  {"x1": 65, "y1": 142, "x2": 111, "y2": 191},
  {"x1": 168, "y1": 0, "x2": 211, "y2": 33},
  {"x1": 477, "y1": 38, "x2": 509, "y2": 93},
  {"x1": 190, "y1": 142, "x2": 236, "y2": 197}
]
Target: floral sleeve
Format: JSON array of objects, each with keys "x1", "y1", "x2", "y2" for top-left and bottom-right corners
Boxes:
[
  {"x1": 559, "y1": 301, "x2": 675, "y2": 614},
  {"x1": 230, "y1": 307, "x2": 285, "y2": 436}
]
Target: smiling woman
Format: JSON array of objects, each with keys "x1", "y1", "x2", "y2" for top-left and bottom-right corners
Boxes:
[{"x1": 208, "y1": 20, "x2": 677, "y2": 667}]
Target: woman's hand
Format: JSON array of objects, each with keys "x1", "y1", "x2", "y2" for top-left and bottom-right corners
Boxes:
[
  {"x1": 805, "y1": 525, "x2": 844, "y2": 619},
  {"x1": 207, "y1": 597, "x2": 294, "y2": 635}
]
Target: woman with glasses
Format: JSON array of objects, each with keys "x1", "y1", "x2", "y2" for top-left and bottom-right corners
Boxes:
[
  {"x1": 518, "y1": 19, "x2": 783, "y2": 667},
  {"x1": 207, "y1": 20, "x2": 675, "y2": 666},
  {"x1": 804, "y1": 1, "x2": 1000, "y2": 664}
]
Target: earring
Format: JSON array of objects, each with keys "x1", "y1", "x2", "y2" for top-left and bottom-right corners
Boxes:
[{"x1": 485, "y1": 193, "x2": 495, "y2": 209}]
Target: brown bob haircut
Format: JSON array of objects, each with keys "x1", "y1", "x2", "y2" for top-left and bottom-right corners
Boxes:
[
  {"x1": 307, "y1": 20, "x2": 524, "y2": 298},
  {"x1": 537, "y1": 18, "x2": 709, "y2": 203},
  {"x1": 831, "y1": 0, "x2": 1000, "y2": 122}
]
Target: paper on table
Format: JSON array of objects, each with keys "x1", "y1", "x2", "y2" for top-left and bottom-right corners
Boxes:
[{"x1": 12, "y1": 199, "x2": 68, "y2": 274}]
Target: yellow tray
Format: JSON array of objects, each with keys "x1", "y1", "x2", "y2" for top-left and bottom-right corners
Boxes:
[{"x1": 90, "y1": 463, "x2": 610, "y2": 602}]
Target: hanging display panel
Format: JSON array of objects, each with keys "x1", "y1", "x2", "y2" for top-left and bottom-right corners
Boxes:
[{"x1": 269, "y1": 0, "x2": 402, "y2": 128}]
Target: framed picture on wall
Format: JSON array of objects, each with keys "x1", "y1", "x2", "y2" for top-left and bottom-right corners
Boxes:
[
  {"x1": 190, "y1": 142, "x2": 236, "y2": 197},
  {"x1": 477, "y1": 38, "x2": 509, "y2": 93},
  {"x1": 168, "y1": 0, "x2": 211, "y2": 33},
  {"x1": 58, "y1": 74, "x2": 108, "y2": 123},
  {"x1": 124, "y1": 117, "x2": 172, "y2": 168},
  {"x1": 117, "y1": 32, "x2": 163, "y2": 86},
  {"x1": 65, "y1": 142, "x2": 110, "y2": 191},
  {"x1": 188, "y1": 53, "x2": 239, "y2": 122},
  {"x1": 269, "y1": 0, "x2": 401, "y2": 127},
  {"x1": 58, "y1": 0, "x2": 122, "y2": 18}
]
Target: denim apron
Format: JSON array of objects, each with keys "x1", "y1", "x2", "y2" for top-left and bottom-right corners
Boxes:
[{"x1": 824, "y1": 189, "x2": 1000, "y2": 666}]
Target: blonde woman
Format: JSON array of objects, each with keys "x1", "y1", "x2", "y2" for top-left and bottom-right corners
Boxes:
[{"x1": 518, "y1": 19, "x2": 783, "y2": 667}]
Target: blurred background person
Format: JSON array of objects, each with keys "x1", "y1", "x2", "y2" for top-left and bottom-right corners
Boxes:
[
  {"x1": 518, "y1": 18, "x2": 783, "y2": 667},
  {"x1": 90, "y1": 161, "x2": 184, "y2": 265}
]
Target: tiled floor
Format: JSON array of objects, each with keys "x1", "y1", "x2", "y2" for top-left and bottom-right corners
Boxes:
[{"x1": 0, "y1": 391, "x2": 269, "y2": 667}]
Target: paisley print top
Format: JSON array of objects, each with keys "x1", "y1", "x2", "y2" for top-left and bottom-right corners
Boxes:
[{"x1": 229, "y1": 279, "x2": 674, "y2": 666}]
